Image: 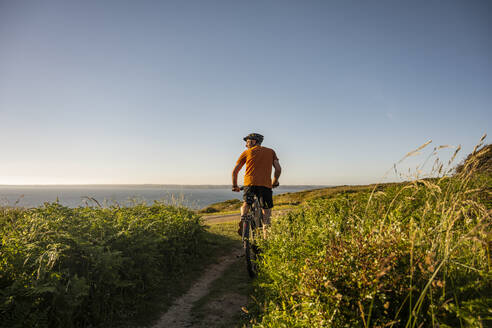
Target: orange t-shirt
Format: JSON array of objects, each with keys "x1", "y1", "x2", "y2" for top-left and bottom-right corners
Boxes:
[{"x1": 236, "y1": 146, "x2": 279, "y2": 188}]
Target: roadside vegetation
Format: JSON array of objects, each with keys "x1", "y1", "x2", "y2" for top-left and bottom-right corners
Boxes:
[
  {"x1": 248, "y1": 142, "x2": 491, "y2": 327},
  {"x1": 0, "y1": 203, "x2": 207, "y2": 327},
  {"x1": 0, "y1": 200, "x2": 250, "y2": 328}
]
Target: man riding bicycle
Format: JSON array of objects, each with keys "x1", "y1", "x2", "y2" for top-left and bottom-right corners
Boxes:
[{"x1": 232, "y1": 133, "x2": 282, "y2": 238}]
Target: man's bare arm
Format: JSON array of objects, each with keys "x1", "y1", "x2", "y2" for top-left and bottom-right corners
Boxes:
[
  {"x1": 232, "y1": 163, "x2": 244, "y2": 191},
  {"x1": 272, "y1": 160, "x2": 281, "y2": 187}
]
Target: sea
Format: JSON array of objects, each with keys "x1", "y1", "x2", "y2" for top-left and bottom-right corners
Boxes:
[{"x1": 0, "y1": 185, "x2": 324, "y2": 209}]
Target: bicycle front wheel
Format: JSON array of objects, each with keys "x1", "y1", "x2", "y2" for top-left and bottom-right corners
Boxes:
[{"x1": 244, "y1": 238, "x2": 258, "y2": 278}]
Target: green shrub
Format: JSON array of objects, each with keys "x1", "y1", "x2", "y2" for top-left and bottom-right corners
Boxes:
[{"x1": 0, "y1": 202, "x2": 203, "y2": 327}]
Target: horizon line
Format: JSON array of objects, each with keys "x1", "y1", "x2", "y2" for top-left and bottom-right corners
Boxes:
[{"x1": 0, "y1": 183, "x2": 330, "y2": 187}]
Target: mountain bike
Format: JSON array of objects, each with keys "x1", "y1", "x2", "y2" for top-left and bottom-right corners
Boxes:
[{"x1": 239, "y1": 187, "x2": 262, "y2": 278}]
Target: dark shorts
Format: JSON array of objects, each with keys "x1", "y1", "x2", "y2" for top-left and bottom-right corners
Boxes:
[{"x1": 243, "y1": 186, "x2": 273, "y2": 209}]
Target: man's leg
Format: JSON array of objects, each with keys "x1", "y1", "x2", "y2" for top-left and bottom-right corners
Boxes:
[
  {"x1": 261, "y1": 208, "x2": 271, "y2": 239},
  {"x1": 241, "y1": 202, "x2": 251, "y2": 216},
  {"x1": 238, "y1": 202, "x2": 251, "y2": 237},
  {"x1": 239, "y1": 187, "x2": 256, "y2": 236},
  {"x1": 259, "y1": 186, "x2": 274, "y2": 239}
]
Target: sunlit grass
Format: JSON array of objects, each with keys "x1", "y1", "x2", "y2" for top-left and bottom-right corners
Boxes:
[{"x1": 249, "y1": 140, "x2": 491, "y2": 327}]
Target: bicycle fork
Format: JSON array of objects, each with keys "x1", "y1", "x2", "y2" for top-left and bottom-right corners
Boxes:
[{"x1": 241, "y1": 219, "x2": 250, "y2": 246}]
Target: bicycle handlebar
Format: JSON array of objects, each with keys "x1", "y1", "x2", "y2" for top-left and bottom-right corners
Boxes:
[{"x1": 235, "y1": 184, "x2": 279, "y2": 191}]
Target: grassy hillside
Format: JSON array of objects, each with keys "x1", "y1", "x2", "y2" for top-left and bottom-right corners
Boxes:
[
  {"x1": 200, "y1": 198, "x2": 243, "y2": 214},
  {"x1": 199, "y1": 183, "x2": 401, "y2": 214},
  {"x1": 272, "y1": 183, "x2": 401, "y2": 206},
  {"x1": 247, "y1": 144, "x2": 491, "y2": 327},
  {"x1": 456, "y1": 143, "x2": 492, "y2": 174}
]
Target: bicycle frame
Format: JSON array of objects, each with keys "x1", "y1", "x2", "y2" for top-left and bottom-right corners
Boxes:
[{"x1": 242, "y1": 200, "x2": 260, "y2": 234}]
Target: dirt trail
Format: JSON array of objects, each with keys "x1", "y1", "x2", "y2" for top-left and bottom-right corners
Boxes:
[
  {"x1": 151, "y1": 249, "x2": 244, "y2": 328},
  {"x1": 203, "y1": 209, "x2": 291, "y2": 224},
  {"x1": 151, "y1": 210, "x2": 288, "y2": 327},
  {"x1": 203, "y1": 213, "x2": 240, "y2": 224}
]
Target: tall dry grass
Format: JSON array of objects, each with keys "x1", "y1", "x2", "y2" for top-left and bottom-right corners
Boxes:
[{"x1": 249, "y1": 138, "x2": 491, "y2": 327}]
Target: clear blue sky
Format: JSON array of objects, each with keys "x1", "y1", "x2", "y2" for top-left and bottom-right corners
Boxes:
[{"x1": 1, "y1": 0, "x2": 490, "y2": 185}]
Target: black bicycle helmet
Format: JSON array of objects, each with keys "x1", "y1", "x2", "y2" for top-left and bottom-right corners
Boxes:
[{"x1": 243, "y1": 133, "x2": 264, "y2": 143}]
